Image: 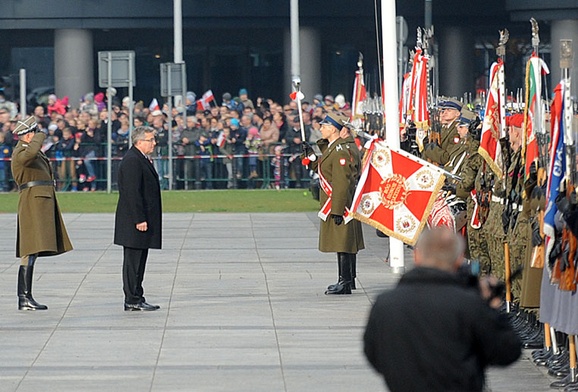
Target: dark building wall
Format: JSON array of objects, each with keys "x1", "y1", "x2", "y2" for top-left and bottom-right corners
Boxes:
[{"x1": 0, "y1": 0, "x2": 575, "y2": 106}]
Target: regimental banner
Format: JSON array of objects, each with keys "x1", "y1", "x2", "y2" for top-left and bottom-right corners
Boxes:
[
  {"x1": 523, "y1": 55, "x2": 550, "y2": 178},
  {"x1": 351, "y1": 67, "x2": 367, "y2": 120},
  {"x1": 350, "y1": 140, "x2": 446, "y2": 246},
  {"x1": 478, "y1": 59, "x2": 506, "y2": 178},
  {"x1": 544, "y1": 82, "x2": 565, "y2": 271}
]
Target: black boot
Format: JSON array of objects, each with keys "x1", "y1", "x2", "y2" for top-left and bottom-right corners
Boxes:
[
  {"x1": 325, "y1": 253, "x2": 352, "y2": 295},
  {"x1": 326, "y1": 255, "x2": 343, "y2": 291},
  {"x1": 18, "y1": 258, "x2": 48, "y2": 310},
  {"x1": 350, "y1": 254, "x2": 357, "y2": 290}
]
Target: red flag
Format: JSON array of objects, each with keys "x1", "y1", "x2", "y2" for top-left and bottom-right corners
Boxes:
[
  {"x1": 478, "y1": 59, "x2": 506, "y2": 177},
  {"x1": 350, "y1": 140, "x2": 446, "y2": 245},
  {"x1": 522, "y1": 55, "x2": 550, "y2": 178},
  {"x1": 399, "y1": 71, "x2": 412, "y2": 131},
  {"x1": 408, "y1": 49, "x2": 429, "y2": 129}
]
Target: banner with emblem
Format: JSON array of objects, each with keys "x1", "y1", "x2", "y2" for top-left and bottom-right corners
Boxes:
[
  {"x1": 544, "y1": 82, "x2": 565, "y2": 269},
  {"x1": 522, "y1": 55, "x2": 550, "y2": 178},
  {"x1": 350, "y1": 140, "x2": 446, "y2": 245},
  {"x1": 478, "y1": 59, "x2": 506, "y2": 178},
  {"x1": 351, "y1": 63, "x2": 367, "y2": 121}
]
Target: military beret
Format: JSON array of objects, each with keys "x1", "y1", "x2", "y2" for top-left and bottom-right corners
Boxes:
[
  {"x1": 506, "y1": 113, "x2": 524, "y2": 128},
  {"x1": 13, "y1": 116, "x2": 38, "y2": 136}
]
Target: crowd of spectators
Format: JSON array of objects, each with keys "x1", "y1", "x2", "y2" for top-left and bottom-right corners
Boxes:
[{"x1": 0, "y1": 88, "x2": 353, "y2": 191}]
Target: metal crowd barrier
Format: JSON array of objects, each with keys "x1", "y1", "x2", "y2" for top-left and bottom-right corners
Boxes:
[{"x1": 0, "y1": 151, "x2": 312, "y2": 192}]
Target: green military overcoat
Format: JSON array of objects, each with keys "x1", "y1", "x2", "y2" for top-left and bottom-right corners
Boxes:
[
  {"x1": 11, "y1": 132, "x2": 73, "y2": 258},
  {"x1": 315, "y1": 137, "x2": 365, "y2": 253},
  {"x1": 422, "y1": 121, "x2": 460, "y2": 166}
]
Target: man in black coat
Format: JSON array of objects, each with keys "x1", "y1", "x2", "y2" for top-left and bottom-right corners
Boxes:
[
  {"x1": 363, "y1": 227, "x2": 521, "y2": 392},
  {"x1": 114, "y1": 126, "x2": 162, "y2": 311}
]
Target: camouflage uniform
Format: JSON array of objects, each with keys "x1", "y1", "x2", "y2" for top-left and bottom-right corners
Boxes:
[
  {"x1": 483, "y1": 171, "x2": 506, "y2": 281},
  {"x1": 503, "y1": 150, "x2": 527, "y2": 301},
  {"x1": 445, "y1": 136, "x2": 488, "y2": 268}
]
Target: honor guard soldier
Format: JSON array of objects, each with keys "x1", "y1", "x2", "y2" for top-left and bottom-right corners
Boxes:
[
  {"x1": 11, "y1": 116, "x2": 73, "y2": 310},
  {"x1": 502, "y1": 113, "x2": 527, "y2": 300},
  {"x1": 422, "y1": 98, "x2": 463, "y2": 166},
  {"x1": 440, "y1": 109, "x2": 484, "y2": 257},
  {"x1": 303, "y1": 112, "x2": 364, "y2": 294}
]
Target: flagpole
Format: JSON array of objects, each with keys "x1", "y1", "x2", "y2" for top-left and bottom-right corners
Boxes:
[{"x1": 382, "y1": 0, "x2": 405, "y2": 273}]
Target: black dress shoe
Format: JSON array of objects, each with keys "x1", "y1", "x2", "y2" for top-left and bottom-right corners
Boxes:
[
  {"x1": 325, "y1": 282, "x2": 352, "y2": 295},
  {"x1": 142, "y1": 301, "x2": 160, "y2": 310},
  {"x1": 550, "y1": 373, "x2": 574, "y2": 388},
  {"x1": 124, "y1": 301, "x2": 160, "y2": 311}
]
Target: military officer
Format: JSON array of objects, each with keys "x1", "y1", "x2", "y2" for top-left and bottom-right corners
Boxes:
[
  {"x1": 422, "y1": 98, "x2": 463, "y2": 166},
  {"x1": 305, "y1": 112, "x2": 365, "y2": 295},
  {"x1": 11, "y1": 116, "x2": 73, "y2": 310},
  {"x1": 441, "y1": 109, "x2": 486, "y2": 262},
  {"x1": 328, "y1": 122, "x2": 364, "y2": 290}
]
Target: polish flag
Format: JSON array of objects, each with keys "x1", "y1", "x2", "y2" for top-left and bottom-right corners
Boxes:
[
  {"x1": 197, "y1": 90, "x2": 215, "y2": 111},
  {"x1": 216, "y1": 131, "x2": 226, "y2": 148},
  {"x1": 149, "y1": 98, "x2": 160, "y2": 112}
]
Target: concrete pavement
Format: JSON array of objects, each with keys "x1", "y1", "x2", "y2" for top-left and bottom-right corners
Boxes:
[{"x1": 0, "y1": 212, "x2": 556, "y2": 391}]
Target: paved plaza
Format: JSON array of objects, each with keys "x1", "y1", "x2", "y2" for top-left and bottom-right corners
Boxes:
[{"x1": 0, "y1": 212, "x2": 558, "y2": 391}]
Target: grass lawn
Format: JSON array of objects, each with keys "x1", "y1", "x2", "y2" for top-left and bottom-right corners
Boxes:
[{"x1": 0, "y1": 189, "x2": 320, "y2": 214}]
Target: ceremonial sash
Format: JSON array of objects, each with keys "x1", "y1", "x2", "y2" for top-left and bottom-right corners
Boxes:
[{"x1": 318, "y1": 168, "x2": 352, "y2": 224}]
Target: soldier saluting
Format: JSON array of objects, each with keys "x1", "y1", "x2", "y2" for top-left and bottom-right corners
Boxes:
[{"x1": 11, "y1": 116, "x2": 73, "y2": 310}]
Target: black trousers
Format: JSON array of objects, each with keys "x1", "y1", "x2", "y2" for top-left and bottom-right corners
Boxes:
[{"x1": 123, "y1": 247, "x2": 149, "y2": 304}]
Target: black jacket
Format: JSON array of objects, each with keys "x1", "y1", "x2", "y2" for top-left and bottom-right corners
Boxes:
[
  {"x1": 364, "y1": 267, "x2": 521, "y2": 392},
  {"x1": 114, "y1": 146, "x2": 162, "y2": 249}
]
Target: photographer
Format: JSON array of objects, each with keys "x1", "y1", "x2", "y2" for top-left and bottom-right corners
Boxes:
[{"x1": 364, "y1": 227, "x2": 521, "y2": 392}]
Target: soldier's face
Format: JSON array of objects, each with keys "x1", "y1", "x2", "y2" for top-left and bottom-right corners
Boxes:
[
  {"x1": 457, "y1": 124, "x2": 469, "y2": 138},
  {"x1": 320, "y1": 123, "x2": 336, "y2": 139},
  {"x1": 440, "y1": 108, "x2": 460, "y2": 124}
]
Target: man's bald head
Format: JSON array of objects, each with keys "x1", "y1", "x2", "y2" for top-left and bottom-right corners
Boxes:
[{"x1": 414, "y1": 227, "x2": 465, "y2": 272}]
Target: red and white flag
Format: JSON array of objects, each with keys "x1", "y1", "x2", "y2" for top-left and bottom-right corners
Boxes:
[
  {"x1": 350, "y1": 140, "x2": 446, "y2": 245},
  {"x1": 478, "y1": 59, "x2": 506, "y2": 177},
  {"x1": 351, "y1": 67, "x2": 367, "y2": 120},
  {"x1": 399, "y1": 71, "x2": 412, "y2": 132},
  {"x1": 216, "y1": 131, "x2": 226, "y2": 148},
  {"x1": 196, "y1": 90, "x2": 215, "y2": 111},
  {"x1": 149, "y1": 98, "x2": 160, "y2": 112},
  {"x1": 523, "y1": 55, "x2": 549, "y2": 178},
  {"x1": 409, "y1": 49, "x2": 430, "y2": 132},
  {"x1": 399, "y1": 49, "x2": 429, "y2": 151}
]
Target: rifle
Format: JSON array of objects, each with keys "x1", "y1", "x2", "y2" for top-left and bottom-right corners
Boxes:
[{"x1": 557, "y1": 39, "x2": 577, "y2": 292}]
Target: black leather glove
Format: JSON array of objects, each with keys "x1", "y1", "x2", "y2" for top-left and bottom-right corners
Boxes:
[
  {"x1": 556, "y1": 193, "x2": 576, "y2": 216},
  {"x1": 549, "y1": 234, "x2": 562, "y2": 268},
  {"x1": 300, "y1": 142, "x2": 315, "y2": 164},
  {"x1": 441, "y1": 183, "x2": 456, "y2": 194},
  {"x1": 531, "y1": 219, "x2": 543, "y2": 247},
  {"x1": 331, "y1": 214, "x2": 344, "y2": 225},
  {"x1": 301, "y1": 142, "x2": 314, "y2": 157},
  {"x1": 560, "y1": 241, "x2": 570, "y2": 272},
  {"x1": 501, "y1": 206, "x2": 511, "y2": 235}
]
